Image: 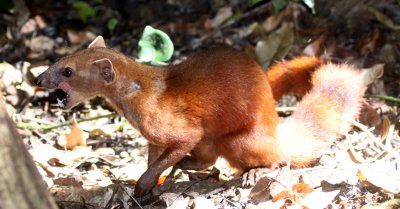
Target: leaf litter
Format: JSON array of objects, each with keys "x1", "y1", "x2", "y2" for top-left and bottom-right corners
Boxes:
[{"x1": 1, "y1": 0, "x2": 400, "y2": 208}]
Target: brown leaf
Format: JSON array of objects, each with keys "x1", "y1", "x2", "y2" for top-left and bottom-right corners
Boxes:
[
  {"x1": 358, "y1": 101, "x2": 382, "y2": 129},
  {"x1": 53, "y1": 176, "x2": 84, "y2": 187},
  {"x1": 303, "y1": 35, "x2": 326, "y2": 57},
  {"x1": 249, "y1": 177, "x2": 273, "y2": 204},
  {"x1": 379, "y1": 116, "x2": 390, "y2": 142},
  {"x1": 255, "y1": 22, "x2": 294, "y2": 69},
  {"x1": 360, "y1": 64, "x2": 384, "y2": 86},
  {"x1": 358, "y1": 165, "x2": 400, "y2": 193},
  {"x1": 292, "y1": 183, "x2": 314, "y2": 197},
  {"x1": 272, "y1": 190, "x2": 292, "y2": 202},
  {"x1": 47, "y1": 158, "x2": 66, "y2": 167},
  {"x1": 57, "y1": 116, "x2": 86, "y2": 150}
]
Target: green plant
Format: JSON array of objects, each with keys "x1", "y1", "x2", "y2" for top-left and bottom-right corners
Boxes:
[
  {"x1": 73, "y1": 1, "x2": 96, "y2": 23},
  {"x1": 249, "y1": 0, "x2": 315, "y2": 14},
  {"x1": 107, "y1": 18, "x2": 118, "y2": 34},
  {"x1": 137, "y1": 26, "x2": 174, "y2": 65}
]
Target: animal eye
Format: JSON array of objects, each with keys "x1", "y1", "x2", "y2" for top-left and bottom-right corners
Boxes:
[{"x1": 63, "y1": 67, "x2": 73, "y2": 77}]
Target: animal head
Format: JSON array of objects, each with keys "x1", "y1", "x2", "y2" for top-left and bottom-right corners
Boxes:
[{"x1": 34, "y1": 36, "x2": 118, "y2": 109}]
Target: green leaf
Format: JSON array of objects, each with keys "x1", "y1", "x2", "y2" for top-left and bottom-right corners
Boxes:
[
  {"x1": 301, "y1": 0, "x2": 315, "y2": 14},
  {"x1": 272, "y1": 0, "x2": 289, "y2": 13},
  {"x1": 73, "y1": 1, "x2": 96, "y2": 23},
  {"x1": 107, "y1": 18, "x2": 118, "y2": 34},
  {"x1": 248, "y1": 0, "x2": 266, "y2": 7},
  {"x1": 138, "y1": 26, "x2": 174, "y2": 63}
]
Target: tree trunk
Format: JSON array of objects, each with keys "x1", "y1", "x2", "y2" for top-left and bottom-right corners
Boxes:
[{"x1": 0, "y1": 96, "x2": 58, "y2": 209}]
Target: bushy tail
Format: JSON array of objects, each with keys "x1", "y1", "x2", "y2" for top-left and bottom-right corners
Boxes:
[
  {"x1": 276, "y1": 64, "x2": 366, "y2": 167},
  {"x1": 267, "y1": 56, "x2": 322, "y2": 101}
]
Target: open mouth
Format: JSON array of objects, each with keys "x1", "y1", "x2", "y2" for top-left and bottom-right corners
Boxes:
[
  {"x1": 56, "y1": 82, "x2": 72, "y2": 109},
  {"x1": 55, "y1": 90, "x2": 68, "y2": 108}
]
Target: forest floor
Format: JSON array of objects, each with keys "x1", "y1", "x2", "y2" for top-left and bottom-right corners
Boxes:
[{"x1": 1, "y1": 0, "x2": 400, "y2": 208}]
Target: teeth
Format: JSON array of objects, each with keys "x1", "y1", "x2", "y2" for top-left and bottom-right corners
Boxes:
[{"x1": 57, "y1": 98, "x2": 66, "y2": 108}]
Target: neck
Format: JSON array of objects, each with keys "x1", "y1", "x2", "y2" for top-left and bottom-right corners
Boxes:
[{"x1": 102, "y1": 55, "x2": 169, "y2": 128}]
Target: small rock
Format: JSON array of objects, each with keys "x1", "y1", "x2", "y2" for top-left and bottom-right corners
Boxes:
[{"x1": 29, "y1": 35, "x2": 55, "y2": 52}]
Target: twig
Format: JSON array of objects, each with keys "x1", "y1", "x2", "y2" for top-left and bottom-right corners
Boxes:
[
  {"x1": 104, "y1": 183, "x2": 120, "y2": 209},
  {"x1": 120, "y1": 185, "x2": 144, "y2": 209},
  {"x1": 16, "y1": 113, "x2": 119, "y2": 132},
  {"x1": 368, "y1": 95, "x2": 400, "y2": 103},
  {"x1": 348, "y1": 118, "x2": 400, "y2": 161}
]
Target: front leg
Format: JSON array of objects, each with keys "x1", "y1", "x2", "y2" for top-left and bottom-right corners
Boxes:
[
  {"x1": 147, "y1": 144, "x2": 165, "y2": 166},
  {"x1": 134, "y1": 140, "x2": 201, "y2": 197}
]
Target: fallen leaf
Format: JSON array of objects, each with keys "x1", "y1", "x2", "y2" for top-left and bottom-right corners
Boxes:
[
  {"x1": 292, "y1": 183, "x2": 314, "y2": 197},
  {"x1": 367, "y1": 6, "x2": 400, "y2": 30},
  {"x1": 302, "y1": 35, "x2": 326, "y2": 57},
  {"x1": 47, "y1": 158, "x2": 66, "y2": 167},
  {"x1": 166, "y1": 197, "x2": 190, "y2": 209},
  {"x1": 379, "y1": 116, "x2": 390, "y2": 142},
  {"x1": 193, "y1": 197, "x2": 217, "y2": 209},
  {"x1": 210, "y1": 6, "x2": 233, "y2": 28},
  {"x1": 66, "y1": 29, "x2": 96, "y2": 46},
  {"x1": 94, "y1": 147, "x2": 116, "y2": 161},
  {"x1": 29, "y1": 35, "x2": 55, "y2": 52},
  {"x1": 361, "y1": 199, "x2": 400, "y2": 209},
  {"x1": 360, "y1": 64, "x2": 384, "y2": 86},
  {"x1": 358, "y1": 164, "x2": 400, "y2": 193},
  {"x1": 272, "y1": 190, "x2": 292, "y2": 202},
  {"x1": 158, "y1": 175, "x2": 168, "y2": 185},
  {"x1": 54, "y1": 176, "x2": 84, "y2": 187},
  {"x1": 301, "y1": 188, "x2": 340, "y2": 209},
  {"x1": 249, "y1": 176, "x2": 273, "y2": 204},
  {"x1": 57, "y1": 116, "x2": 87, "y2": 150},
  {"x1": 255, "y1": 22, "x2": 294, "y2": 68},
  {"x1": 89, "y1": 128, "x2": 110, "y2": 138}
]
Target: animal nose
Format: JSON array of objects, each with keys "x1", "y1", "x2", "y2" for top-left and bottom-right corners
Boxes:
[{"x1": 34, "y1": 77, "x2": 42, "y2": 86}]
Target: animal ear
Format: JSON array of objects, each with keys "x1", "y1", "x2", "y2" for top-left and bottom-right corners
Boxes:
[
  {"x1": 92, "y1": 58, "x2": 115, "y2": 83},
  {"x1": 88, "y1": 36, "x2": 106, "y2": 48}
]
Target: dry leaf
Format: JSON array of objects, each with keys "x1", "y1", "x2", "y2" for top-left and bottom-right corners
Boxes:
[
  {"x1": 361, "y1": 199, "x2": 400, "y2": 209},
  {"x1": 249, "y1": 177, "x2": 273, "y2": 204},
  {"x1": 360, "y1": 64, "x2": 384, "y2": 86},
  {"x1": 53, "y1": 175, "x2": 84, "y2": 187},
  {"x1": 89, "y1": 128, "x2": 110, "y2": 137},
  {"x1": 379, "y1": 116, "x2": 390, "y2": 142},
  {"x1": 57, "y1": 116, "x2": 87, "y2": 150},
  {"x1": 193, "y1": 197, "x2": 218, "y2": 209},
  {"x1": 292, "y1": 183, "x2": 314, "y2": 197},
  {"x1": 210, "y1": 6, "x2": 232, "y2": 28},
  {"x1": 301, "y1": 188, "x2": 340, "y2": 209},
  {"x1": 303, "y1": 35, "x2": 326, "y2": 57},
  {"x1": 47, "y1": 158, "x2": 66, "y2": 167},
  {"x1": 158, "y1": 175, "x2": 168, "y2": 185},
  {"x1": 272, "y1": 190, "x2": 292, "y2": 202},
  {"x1": 255, "y1": 22, "x2": 294, "y2": 69},
  {"x1": 358, "y1": 101, "x2": 382, "y2": 129},
  {"x1": 166, "y1": 197, "x2": 190, "y2": 209},
  {"x1": 358, "y1": 165, "x2": 400, "y2": 193}
]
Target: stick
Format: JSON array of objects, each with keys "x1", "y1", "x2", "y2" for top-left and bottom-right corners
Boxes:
[{"x1": 17, "y1": 113, "x2": 119, "y2": 132}]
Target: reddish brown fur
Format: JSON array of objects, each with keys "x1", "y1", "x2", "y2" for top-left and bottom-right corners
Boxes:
[
  {"x1": 267, "y1": 56, "x2": 322, "y2": 100},
  {"x1": 34, "y1": 37, "x2": 366, "y2": 196}
]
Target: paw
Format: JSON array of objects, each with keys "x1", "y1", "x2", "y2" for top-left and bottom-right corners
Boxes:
[
  {"x1": 133, "y1": 173, "x2": 158, "y2": 197},
  {"x1": 241, "y1": 167, "x2": 272, "y2": 188}
]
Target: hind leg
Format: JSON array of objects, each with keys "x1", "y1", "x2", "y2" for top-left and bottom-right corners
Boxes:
[
  {"x1": 217, "y1": 129, "x2": 280, "y2": 170},
  {"x1": 177, "y1": 138, "x2": 219, "y2": 171},
  {"x1": 215, "y1": 129, "x2": 281, "y2": 185}
]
